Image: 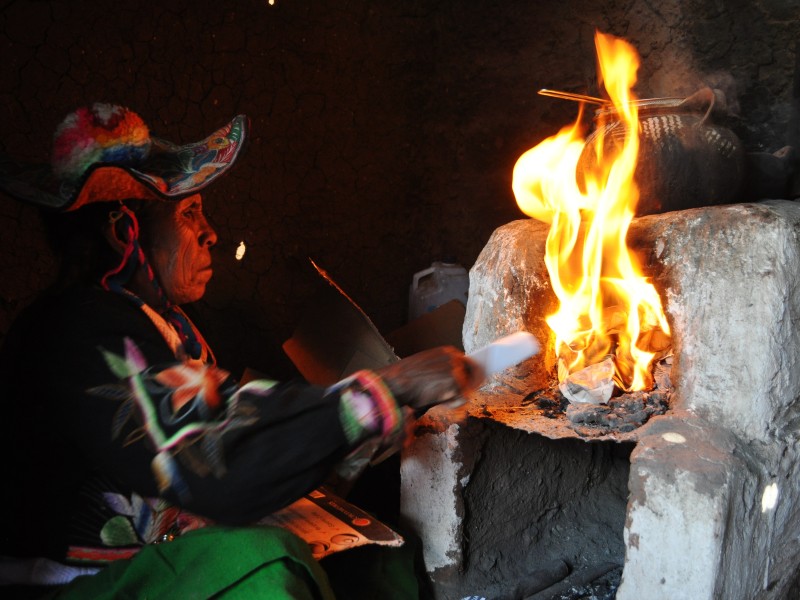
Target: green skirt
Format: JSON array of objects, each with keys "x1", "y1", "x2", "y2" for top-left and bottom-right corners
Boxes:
[{"x1": 42, "y1": 525, "x2": 426, "y2": 599}]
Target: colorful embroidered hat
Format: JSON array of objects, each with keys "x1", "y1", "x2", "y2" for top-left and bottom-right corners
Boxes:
[{"x1": 0, "y1": 103, "x2": 248, "y2": 211}]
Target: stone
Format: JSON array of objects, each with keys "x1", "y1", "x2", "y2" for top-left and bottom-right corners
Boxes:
[
  {"x1": 464, "y1": 200, "x2": 800, "y2": 442},
  {"x1": 402, "y1": 200, "x2": 800, "y2": 599}
]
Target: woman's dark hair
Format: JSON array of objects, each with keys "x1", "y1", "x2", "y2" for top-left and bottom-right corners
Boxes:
[{"x1": 40, "y1": 199, "x2": 145, "y2": 290}]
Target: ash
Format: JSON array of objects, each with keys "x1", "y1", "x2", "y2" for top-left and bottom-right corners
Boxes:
[
  {"x1": 549, "y1": 566, "x2": 622, "y2": 600},
  {"x1": 522, "y1": 357, "x2": 672, "y2": 437}
]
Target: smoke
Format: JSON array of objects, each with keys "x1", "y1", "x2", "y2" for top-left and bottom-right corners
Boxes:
[{"x1": 643, "y1": 46, "x2": 739, "y2": 110}]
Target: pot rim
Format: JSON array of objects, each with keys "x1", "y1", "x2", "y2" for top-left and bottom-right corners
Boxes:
[{"x1": 593, "y1": 96, "x2": 687, "y2": 119}]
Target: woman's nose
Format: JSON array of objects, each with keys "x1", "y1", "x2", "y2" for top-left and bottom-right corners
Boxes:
[{"x1": 199, "y1": 216, "x2": 218, "y2": 248}]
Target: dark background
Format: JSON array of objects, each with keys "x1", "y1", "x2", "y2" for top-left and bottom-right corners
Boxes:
[{"x1": 1, "y1": 0, "x2": 798, "y2": 377}]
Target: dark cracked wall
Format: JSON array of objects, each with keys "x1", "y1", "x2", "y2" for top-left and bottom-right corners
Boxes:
[{"x1": 1, "y1": 0, "x2": 798, "y2": 377}]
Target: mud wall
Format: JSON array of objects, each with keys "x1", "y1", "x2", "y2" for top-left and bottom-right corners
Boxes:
[{"x1": 1, "y1": 0, "x2": 797, "y2": 376}]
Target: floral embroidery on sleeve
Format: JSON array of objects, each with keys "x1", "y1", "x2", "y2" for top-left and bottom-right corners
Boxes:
[
  {"x1": 154, "y1": 363, "x2": 230, "y2": 412},
  {"x1": 88, "y1": 337, "x2": 267, "y2": 503},
  {"x1": 329, "y1": 370, "x2": 409, "y2": 483},
  {"x1": 333, "y1": 369, "x2": 403, "y2": 444},
  {"x1": 66, "y1": 488, "x2": 213, "y2": 565}
]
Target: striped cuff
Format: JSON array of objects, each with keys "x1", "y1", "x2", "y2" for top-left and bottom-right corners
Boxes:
[{"x1": 334, "y1": 369, "x2": 403, "y2": 444}]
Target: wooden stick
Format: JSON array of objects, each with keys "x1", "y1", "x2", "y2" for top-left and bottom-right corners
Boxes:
[{"x1": 538, "y1": 88, "x2": 609, "y2": 105}]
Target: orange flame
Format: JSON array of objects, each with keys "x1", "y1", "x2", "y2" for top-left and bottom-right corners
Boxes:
[{"x1": 512, "y1": 31, "x2": 670, "y2": 393}]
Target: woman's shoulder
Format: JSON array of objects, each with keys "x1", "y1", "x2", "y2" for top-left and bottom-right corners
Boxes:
[
  {"x1": 18, "y1": 285, "x2": 147, "y2": 333},
  {"x1": 4, "y1": 284, "x2": 169, "y2": 363}
]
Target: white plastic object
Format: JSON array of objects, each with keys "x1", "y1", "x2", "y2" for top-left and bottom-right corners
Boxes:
[
  {"x1": 408, "y1": 261, "x2": 469, "y2": 321},
  {"x1": 468, "y1": 331, "x2": 540, "y2": 377}
]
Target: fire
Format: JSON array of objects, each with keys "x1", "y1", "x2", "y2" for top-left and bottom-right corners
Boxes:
[{"x1": 512, "y1": 31, "x2": 671, "y2": 395}]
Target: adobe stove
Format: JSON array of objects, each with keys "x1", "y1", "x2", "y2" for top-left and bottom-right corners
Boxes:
[{"x1": 399, "y1": 32, "x2": 800, "y2": 600}]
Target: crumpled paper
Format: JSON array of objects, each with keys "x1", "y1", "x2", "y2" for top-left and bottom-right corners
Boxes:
[{"x1": 558, "y1": 356, "x2": 615, "y2": 404}]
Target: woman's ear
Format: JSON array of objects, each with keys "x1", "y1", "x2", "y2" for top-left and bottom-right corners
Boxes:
[{"x1": 102, "y1": 210, "x2": 129, "y2": 255}]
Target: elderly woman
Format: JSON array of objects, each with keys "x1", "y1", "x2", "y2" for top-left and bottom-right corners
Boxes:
[{"x1": 0, "y1": 104, "x2": 480, "y2": 598}]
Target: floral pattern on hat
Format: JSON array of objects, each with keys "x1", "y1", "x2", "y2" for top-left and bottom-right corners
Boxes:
[{"x1": 0, "y1": 105, "x2": 247, "y2": 211}]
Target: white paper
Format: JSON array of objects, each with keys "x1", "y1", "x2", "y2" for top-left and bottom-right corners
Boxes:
[
  {"x1": 468, "y1": 331, "x2": 540, "y2": 376},
  {"x1": 558, "y1": 356, "x2": 615, "y2": 404}
]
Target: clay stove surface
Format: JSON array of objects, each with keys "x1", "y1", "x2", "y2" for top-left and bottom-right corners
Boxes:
[{"x1": 460, "y1": 374, "x2": 669, "y2": 443}]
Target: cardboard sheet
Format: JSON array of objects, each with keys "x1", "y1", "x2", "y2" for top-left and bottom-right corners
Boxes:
[{"x1": 282, "y1": 260, "x2": 399, "y2": 386}]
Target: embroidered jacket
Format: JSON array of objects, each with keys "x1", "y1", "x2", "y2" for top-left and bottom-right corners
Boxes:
[{"x1": 0, "y1": 285, "x2": 403, "y2": 564}]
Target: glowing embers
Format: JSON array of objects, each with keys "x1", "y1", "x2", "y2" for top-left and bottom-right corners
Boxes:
[
  {"x1": 523, "y1": 355, "x2": 672, "y2": 438},
  {"x1": 513, "y1": 31, "x2": 671, "y2": 404}
]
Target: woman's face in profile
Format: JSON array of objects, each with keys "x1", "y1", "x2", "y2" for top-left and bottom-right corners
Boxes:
[{"x1": 142, "y1": 194, "x2": 219, "y2": 305}]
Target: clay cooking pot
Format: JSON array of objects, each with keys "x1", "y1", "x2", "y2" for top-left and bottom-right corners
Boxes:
[{"x1": 578, "y1": 87, "x2": 745, "y2": 216}]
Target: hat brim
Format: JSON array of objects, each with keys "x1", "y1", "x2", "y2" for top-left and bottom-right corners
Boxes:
[{"x1": 0, "y1": 114, "x2": 248, "y2": 212}]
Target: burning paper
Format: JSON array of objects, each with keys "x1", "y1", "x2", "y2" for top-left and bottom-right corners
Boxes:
[
  {"x1": 513, "y1": 31, "x2": 671, "y2": 400},
  {"x1": 559, "y1": 356, "x2": 615, "y2": 404}
]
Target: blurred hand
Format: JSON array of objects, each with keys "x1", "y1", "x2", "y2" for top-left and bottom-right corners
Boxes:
[{"x1": 376, "y1": 346, "x2": 484, "y2": 412}]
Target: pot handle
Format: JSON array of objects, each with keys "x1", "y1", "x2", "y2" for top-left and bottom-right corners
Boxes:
[{"x1": 679, "y1": 87, "x2": 719, "y2": 127}]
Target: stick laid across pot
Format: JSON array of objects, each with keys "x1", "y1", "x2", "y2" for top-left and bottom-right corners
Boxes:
[{"x1": 538, "y1": 88, "x2": 609, "y2": 105}]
